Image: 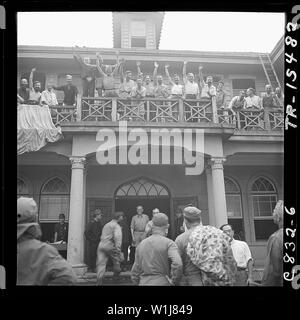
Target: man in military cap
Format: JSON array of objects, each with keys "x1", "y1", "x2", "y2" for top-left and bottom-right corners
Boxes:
[
  {"x1": 131, "y1": 213, "x2": 183, "y2": 286},
  {"x1": 17, "y1": 197, "x2": 77, "y2": 285},
  {"x1": 175, "y1": 206, "x2": 203, "y2": 286}
]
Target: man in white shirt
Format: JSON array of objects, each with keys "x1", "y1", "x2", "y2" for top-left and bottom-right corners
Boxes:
[
  {"x1": 220, "y1": 224, "x2": 255, "y2": 286},
  {"x1": 182, "y1": 61, "x2": 200, "y2": 99},
  {"x1": 244, "y1": 88, "x2": 262, "y2": 109},
  {"x1": 198, "y1": 66, "x2": 217, "y2": 98},
  {"x1": 164, "y1": 65, "x2": 183, "y2": 98},
  {"x1": 41, "y1": 83, "x2": 58, "y2": 106}
]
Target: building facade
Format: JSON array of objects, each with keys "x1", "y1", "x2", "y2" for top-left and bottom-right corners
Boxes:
[{"x1": 17, "y1": 12, "x2": 284, "y2": 274}]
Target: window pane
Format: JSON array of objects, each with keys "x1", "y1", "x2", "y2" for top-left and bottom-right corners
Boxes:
[
  {"x1": 42, "y1": 177, "x2": 68, "y2": 194},
  {"x1": 254, "y1": 219, "x2": 278, "y2": 240},
  {"x1": 131, "y1": 37, "x2": 146, "y2": 48},
  {"x1": 228, "y1": 218, "x2": 245, "y2": 241},
  {"x1": 253, "y1": 195, "x2": 277, "y2": 217},
  {"x1": 226, "y1": 195, "x2": 242, "y2": 217},
  {"x1": 252, "y1": 177, "x2": 276, "y2": 192},
  {"x1": 232, "y1": 79, "x2": 256, "y2": 90},
  {"x1": 225, "y1": 178, "x2": 239, "y2": 193},
  {"x1": 39, "y1": 196, "x2": 69, "y2": 221},
  {"x1": 131, "y1": 21, "x2": 146, "y2": 37}
]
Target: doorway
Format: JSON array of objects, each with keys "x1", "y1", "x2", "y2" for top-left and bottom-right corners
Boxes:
[
  {"x1": 115, "y1": 197, "x2": 170, "y2": 223},
  {"x1": 114, "y1": 177, "x2": 171, "y2": 224}
]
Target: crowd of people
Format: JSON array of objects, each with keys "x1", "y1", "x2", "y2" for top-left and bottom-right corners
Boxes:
[
  {"x1": 17, "y1": 196, "x2": 283, "y2": 286},
  {"x1": 17, "y1": 50, "x2": 284, "y2": 123}
]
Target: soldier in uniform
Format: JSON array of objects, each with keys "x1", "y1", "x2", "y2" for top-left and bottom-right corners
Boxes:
[
  {"x1": 175, "y1": 206, "x2": 203, "y2": 286},
  {"x1": 131, "y1": 213, "x2": 183, "y2": 286},
  {"x1": 17, "y1": 197, "x2": 76, "y2": 285}
]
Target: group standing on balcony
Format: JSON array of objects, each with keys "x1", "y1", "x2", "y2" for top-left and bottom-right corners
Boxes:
[{"x1": 17, "y1": 50, "x2": 284, "y2": 126}]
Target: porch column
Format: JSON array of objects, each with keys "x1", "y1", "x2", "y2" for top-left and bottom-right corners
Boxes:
[
  {"x1": 209, "y1": 157, "x2": 228, "y2": 228},
  {"x1": 67, "y1": 156, "x2": 87, "y2": 275},
  {"x1": 205, "y1": 166, "x2": 216, "y2": 226}
]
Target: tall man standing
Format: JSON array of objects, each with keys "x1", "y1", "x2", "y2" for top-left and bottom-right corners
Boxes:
[
  {"x1": 96, "y1": 211, "x2": 124, "y2": 285},
  {"x1": 84, "y1": 209, "x2": 103, "y2": 272},
  {"x1": 130, "y1": 205, "x2": 149, "y2": 263},
  {"x1": 131, "y1": 213, "x2": 183, "y2": 286},
  {"x1": 53, "y1": 75, "x2": 78, "y2": 107},
  {"x1": 220, "y1": 224, "x2": 254, "y2": 286}
]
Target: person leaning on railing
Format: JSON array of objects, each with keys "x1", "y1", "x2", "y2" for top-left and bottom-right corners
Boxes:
[
  {"x1": 226, "y1": 90, "x2": 247, "y2": 125},
  {"x1": 41, "y1": 83, "x2": 59, "y2": 107}
]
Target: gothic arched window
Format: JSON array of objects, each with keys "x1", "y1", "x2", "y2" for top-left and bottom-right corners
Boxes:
[{"x1": 39, "y1": 177, "x2": 69, "y2": 221}]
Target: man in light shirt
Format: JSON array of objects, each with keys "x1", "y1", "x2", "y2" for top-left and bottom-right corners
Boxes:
[
  {"x1": 244, "y1": 88, "x2": 262, "y2": 109},
  {"x1": 145, "y1": 208, "x2": 160, "y2": 236},
  {"x1": 165, "y1": 65, "x2": 183, "y2": 98},
  {"x1": 182, "y1": 61, "x2": 200, "y2": 122},
  {"x1": 220, "y1": 224, "x2": 255, "y2": 286},
  {"x1": 182, "y1": 61, "x2": 200, "y2": 99},
  {"x1": 130, "y1": 205, "x2": 149, "y2": 263},
  {"x1": 41, "y1": 83, "x2": 58, "y2": 106},
  {"x1": 198, "y1": 66, "x2": 217, "y2": 99}
]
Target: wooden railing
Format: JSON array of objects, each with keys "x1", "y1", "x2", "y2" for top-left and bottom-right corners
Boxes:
[
  {"x1": 49, "y1": 95, "x2": 284, "y2": 132},
  {"x1": 217, "y1": 108, "x2": 284, "y2": 131}
]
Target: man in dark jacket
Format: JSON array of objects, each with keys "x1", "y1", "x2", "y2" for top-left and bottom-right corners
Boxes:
[
  {"x1": 17, "y1": 197, "x2": 77, "y2": 285},
  {"x1": 73, "y1": 49, "x2": 99, "y2": 98},
  {"x1": 84, "y1": 209, "x2": 103, "y2": 272},
  {"x1": 119, "y1": 215, "x2": 131, "y2": 271}
]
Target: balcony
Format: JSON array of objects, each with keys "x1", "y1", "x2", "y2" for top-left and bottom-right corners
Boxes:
[{"x1": 49, "y1": 96, "x2": 283, "y2": 133}]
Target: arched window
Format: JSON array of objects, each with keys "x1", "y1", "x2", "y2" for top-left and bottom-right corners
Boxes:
[
  {"x1": 17, "y1": 178, "x2": 29, "y2": 198},
  {"x1": 225, "y1": 177, "x2": 244, "y2": 240},
  {"x1": 39, "y1": 177, "x2": 70, "y2": 221},
  {"x1": 116, "y1": 178, "x2": 169, "y2": 197},
  {"x1": 251, "y1": 177, "x2": 278, "y2": 241}
]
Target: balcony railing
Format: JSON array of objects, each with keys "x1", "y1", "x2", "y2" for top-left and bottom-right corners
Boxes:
[{"x1": 49, "y1": 95, "x2": 284, "y2": 132}]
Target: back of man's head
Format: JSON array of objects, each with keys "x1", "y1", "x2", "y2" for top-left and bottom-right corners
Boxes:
[
  {"x1": 17, "y1": 197, "x2": 38, "y2": 224},
  {"x1": 183, "y1": 206, "x2": 202, "y2": 225}
]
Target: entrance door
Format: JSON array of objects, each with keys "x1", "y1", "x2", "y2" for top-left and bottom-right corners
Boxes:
[{"x1": 114, "y1": 177, "x2": 171, "y2": 235}]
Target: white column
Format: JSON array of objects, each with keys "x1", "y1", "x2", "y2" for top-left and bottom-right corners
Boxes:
[
  {"x1": 209, "y1": 157, "x2": 228, "y2": 228},
  {"x1": 205, "y1": 166, "x2": 216, "y2": 226},
  {"x1": 67, "y1": 156, "x2": 87, "y2": 275}
]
